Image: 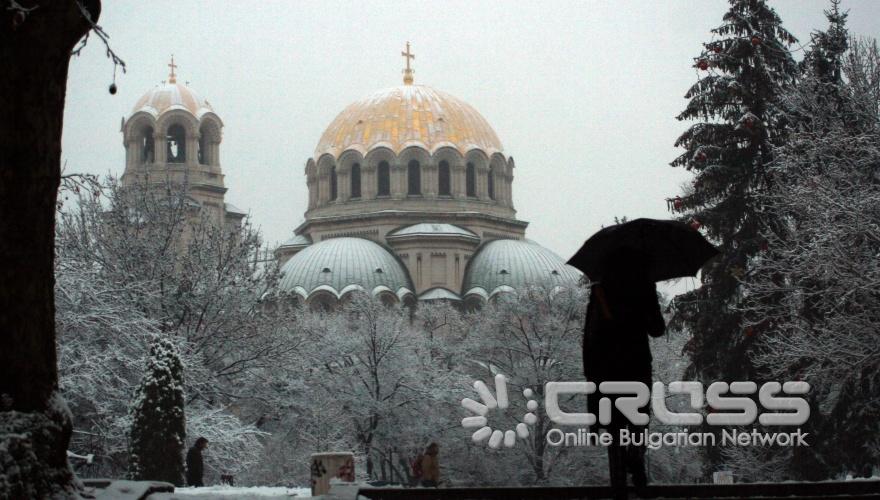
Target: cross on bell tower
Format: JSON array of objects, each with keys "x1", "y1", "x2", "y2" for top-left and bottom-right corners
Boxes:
[
  {"x1": 168, "y1": 55, "x2": 178, "y2": 84},
  {"x1": 401, "y1": 42, "x2": 415, "y2": 85}
]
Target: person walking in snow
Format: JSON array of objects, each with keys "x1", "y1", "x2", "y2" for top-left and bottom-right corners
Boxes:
[
  {"x1": 419, "y1": 442, "x2": 440, "y2": 487},
  {"x1": 185, "y1": 437, "x2": 209, "y2": 487}
]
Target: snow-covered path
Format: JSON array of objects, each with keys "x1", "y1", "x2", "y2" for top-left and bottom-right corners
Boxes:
[{"x1": 150, "y1": 485, "x2": 312, "y2": 499}]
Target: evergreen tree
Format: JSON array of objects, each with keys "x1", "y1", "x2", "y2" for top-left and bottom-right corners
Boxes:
[
  {"x1": 667, "y1": 0, "x2": 798, "y2": 384},
  {"x1": 802, "y1": 0, "x2": 848, "y2": 85},
  {"x1": 128, "y1": 336, "x2": 186, "y2": 486}
]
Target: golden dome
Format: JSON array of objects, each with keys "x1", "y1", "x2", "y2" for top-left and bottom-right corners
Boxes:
[
  {"x1": 314, "y1": 84, "x2": 503, "y2": 159},
  {"x1": 131, "y1": 82, "x2": 214, "y2": 119}
]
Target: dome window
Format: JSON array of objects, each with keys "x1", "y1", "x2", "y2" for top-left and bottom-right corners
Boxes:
[
  {"x1": 166, "y1": 124, "x2": 187, "y2": 163},
  {"x1": 374, "y1": 268, "x2": 383, "y2": 274},
  {"x1": 466, "y1": 162, "x2": 476, "y2": 198},
  {"x1": 321, "y1": 267, "x2": 332, "y2": 273},
  {"x1": 330, "y1": 166, "x2": 338, "y2": 201},
  {"x1": 351, "y1": 163, "x2": 362, "y2": 199},
  {"x1": 438, "y1": 160, "x2": 451, "y2": 196},
  {"x1": 499, "y1": 269, "x2": 509, "y2": 275},
  {"x1": 551, "y1": 270, "x2": 560, "y2": 275},
  {"x1": 140, "y1": 126, "x2": 155, "y2": 163},
  {"x1": 377, "y1": 161, "x2": 391, "y2": 197},
  {"x1": 407, "y1": 160, "x2": 421, "y2": 196}
]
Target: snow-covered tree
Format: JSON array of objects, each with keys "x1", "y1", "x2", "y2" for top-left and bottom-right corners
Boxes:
[
  {"x1": 460, "y1": 285, "x2": 607, "y2": 486},
  {"x1": 738, "y1": 37, "x2": 880, "y2": 481},
  {"x1": 55, "y1": 176, "x2": 298, "y2": 478},
  {"x1": 128, "y1": 336, "x2": 186, "y2": 485},
  {"x1": 667, "y1": 0, "x2": 799, "y2": 386}
]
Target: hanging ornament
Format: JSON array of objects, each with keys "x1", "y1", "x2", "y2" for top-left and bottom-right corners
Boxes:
[
  {"x1": 697, "y1": 59, "x2": 709, "y2": 71},
  {"x1": 760, "y1": 241, "x2": 769, "y2": 252},
  {"x1": 744, "y1": 327, "x2": 754, "y2": 338},
  {"x1": 744, "y1": 117, "x2": 754, "y2": 129},
  {"x1": 751, "y1": 35, "x2": 762, "y2": 46},
  {"x1": 674, "y1": 196, "x2": 683, "y2": 210},
  {"x1": 689, "y1": 218, "x2": 702, "y2": 230},
  {"x1": 713, "y1": 46, "x2": 722, "y2": 54},
  {"x1": 108, "y1": 83, "x2": 118, "y2": 95},
  {"x1": 11, "y1": 10, "x2": 25, "y2": 30},
  {"x1": 696, "y1": 151, "x2": 707, "y2": 162}
]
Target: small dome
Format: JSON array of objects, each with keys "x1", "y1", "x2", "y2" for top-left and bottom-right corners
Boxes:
[
  {"x1": 131, "y1": 82, "x2": 214, "y2": 119},
  {"x1": 462, "y1": 239, "x2": 582, "y2": 299},
  {"x1": 387, "y1": 223, "x2": 480, "y2": 242},
  {"x1": 279, "y1": 237, "x2": 414, "y2": 300},
  {"x1": 315, "y1": 85, "x2": 503, "y2": 159}
]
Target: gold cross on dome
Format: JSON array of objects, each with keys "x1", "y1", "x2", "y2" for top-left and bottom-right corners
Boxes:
[
  {"x1": 401, "y1": 42, "x2": 415, "y2": 85},
  {"x1": 168, "y1": 55, "x2": 178, "y2": 84}
]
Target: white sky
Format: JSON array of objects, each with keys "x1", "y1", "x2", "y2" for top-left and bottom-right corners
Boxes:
[{"x1": 63, "y1": 1, "x2": 880, "y2": 294}]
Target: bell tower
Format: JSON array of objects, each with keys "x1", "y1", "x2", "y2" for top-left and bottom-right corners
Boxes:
[{"x1": 121, "y1": 57, "x2": 245, "y2": 227}]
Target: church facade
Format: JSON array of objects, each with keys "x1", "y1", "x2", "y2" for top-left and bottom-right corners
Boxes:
[
  {"x1": 275, "y1": 45, "x2": 581, "y2": 308},
  {"x1": 121, "y1": 48, "x2": 580, "y2": 309}
]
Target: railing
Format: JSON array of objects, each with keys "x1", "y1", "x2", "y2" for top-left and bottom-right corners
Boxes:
[{"x1": 358, "y1": 479, "x2": 880, "y2": 499}]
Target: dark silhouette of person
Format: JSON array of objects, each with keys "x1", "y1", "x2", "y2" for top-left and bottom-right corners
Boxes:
[
  {"x1": 185, "y1": 437, "x2": 209, "y2": 487},
  {"x1": 582, "y1": 248, "x2": 665, "y2": 496},
  {"x1": 419, "y1": 442, "x2": 440, "y2": 487}
]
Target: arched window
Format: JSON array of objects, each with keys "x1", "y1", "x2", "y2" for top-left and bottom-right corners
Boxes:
[
  {"x1": 141, "y1": 127, "x2": 154, "y2": 163},
  {"x1": 197, "y1": 135, "x2": 206, "y2": 165},
  {"x1": 438, "y1": 161, "x2": 451, "y2": 196},
  {"x1": 166, "y1": 124, "x2": 187, "y2": 163},
  {"x1": 377, "y1": 161, "x2": 390, "y2": 196},
  {"x1": 330, "y1": 166, "x2": 338, "y2": 201},
  {"x1": 407, "y1": 160, "x2": 421, "y2": 195},
  {"x1": 488, "y1": 168, "x2": 495, "y2": 200},
  {"x1": 466, "y1": 162, "x2": 476, "y2": 197},
  {"x1": 350, "y1": 163, "x2": 361, "y2": 199}
]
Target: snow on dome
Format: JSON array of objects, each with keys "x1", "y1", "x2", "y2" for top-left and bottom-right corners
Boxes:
[
  {"x1": 314, "y1": 84, "x2": 503, "y2": 159},
  {"x1": 462, "y1": 239, "x2": 582, "y2": 299},
  {"x1": 130, "y1": 82, "x2": 215, "y2": 120},
  {"x1": 279, "y1": 237, "x2": 414, "y2": 300}
]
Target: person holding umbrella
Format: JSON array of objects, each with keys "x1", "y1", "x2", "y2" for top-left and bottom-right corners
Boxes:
[{"x1": 568, "y1": 218, "x2": 718, "y2": 497}]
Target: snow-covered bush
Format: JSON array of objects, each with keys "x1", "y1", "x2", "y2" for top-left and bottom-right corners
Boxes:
[{"x1": 128, "y1": 336, "x2": 186, "y2": 485}]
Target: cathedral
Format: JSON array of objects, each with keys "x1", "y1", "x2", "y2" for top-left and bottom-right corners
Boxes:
[{"x1": 121, "y1": 47, "x2": 580, "y2": 309}]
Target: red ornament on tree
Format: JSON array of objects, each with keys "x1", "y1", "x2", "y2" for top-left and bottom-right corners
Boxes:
[
  {"x1": 696, "y1": 151, "x2": 707, "y2": 162},
  {"x1": 744, "y1": 327, "x2": 754, "y2": 338},
  {"x1": 713, "y1": 46, "x2": 722, "y2": 54},
  {"x1": 744, "y1": 117, "x2": 754, "y2": 129},
  {"x1": 760, "y1": 241, "x2": 769, "y2": 252},
  {"x1": 697, "y1": 59, "x2": 709, "y2": 71},
  {"x1": 690, "y1": 219, "x2": 702, "y2": 230},
  {"x1": 673, "y1": 196, "x2": 683, "y2": 210},
  {"x1": 751, "y1": 35, "x2": 762, "y2": 46}
]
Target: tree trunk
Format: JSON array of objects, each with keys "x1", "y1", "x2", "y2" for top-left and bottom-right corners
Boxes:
[{"x1": 0, "y1": 1, "x2": 98, "y2": 496}]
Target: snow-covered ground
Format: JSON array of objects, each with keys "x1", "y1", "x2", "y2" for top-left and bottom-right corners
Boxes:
[{"x1": 151, "y1": 485, "x2": 312, "y2": 499}]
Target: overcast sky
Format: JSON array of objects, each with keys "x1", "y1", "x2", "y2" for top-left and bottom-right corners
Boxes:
[{"x1": 63, "y1": 0, "x2": 880, "y2": 293}]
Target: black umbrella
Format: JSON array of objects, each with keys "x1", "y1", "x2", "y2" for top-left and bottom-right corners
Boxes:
[{"x1": 567, "y1": 218, "x2": 719, "y2": 282}]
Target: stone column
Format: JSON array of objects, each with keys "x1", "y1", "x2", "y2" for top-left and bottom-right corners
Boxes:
[
  {"x1": 477, "y1": 164, "x2": 490, "y2": 201},
  {"x1": 186, "y1": 133, "x2": 199, "y2": 167},
  {"x1": 423, "y1": 162, "x2": 437, "y2": 198},
  {"x1": 362, "y1": 163, "x2": 376, "y2": 199},
  {"x1": 307, "y1": 174, "x2": 317, "y2": 209},
  {"x1": 337, "y1": 163, "x2": 351, "y2": 203},
  {"x1": 154, "y1": 132, "x2": 166, "y2": 164},
  {"x1": 452, "y1": 163, "x2": 466, "y2": 199},
  {"x1": 317, "y1": 171, "x2": 329, "y2": 206},
  {"x1": 391, "y1": 161, "x2": 405, "y2": 200}
]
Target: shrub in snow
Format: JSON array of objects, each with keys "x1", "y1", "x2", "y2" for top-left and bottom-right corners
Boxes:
[{"x1": 127, "y1": 336, "x2": 186, "y2": 486}]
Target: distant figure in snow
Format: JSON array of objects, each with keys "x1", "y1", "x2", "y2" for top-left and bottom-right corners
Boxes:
[
  {"x1": 186, "y1": 436, "x2": 209, "y2": 487},
  {"x1": 582, "y1": 248, "x2": 665, "y2": 495},
  {"x1": 419, "y1": 442, "x2": 440, "y2": 487}
]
